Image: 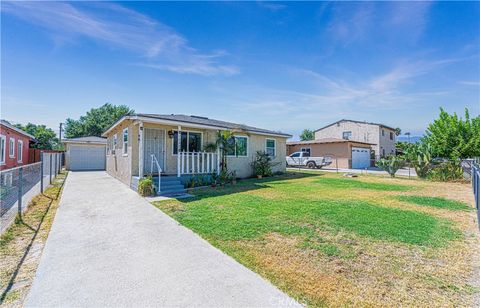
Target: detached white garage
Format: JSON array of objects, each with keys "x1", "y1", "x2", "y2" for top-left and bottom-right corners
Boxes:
[{"x1": 63, "y1": 136, "x2": 106, "y2": 171}]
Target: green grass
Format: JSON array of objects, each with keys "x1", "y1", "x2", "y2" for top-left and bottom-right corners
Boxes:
[
  {"x1": 398, "y1": 196, "x2": 472, "y2": 211},
  {"x1": 156, "y1": 175, "x2": 459, "y2": 247},
  {"x1": 315, "y1": 177, "x2": 411, "y2": 191}
]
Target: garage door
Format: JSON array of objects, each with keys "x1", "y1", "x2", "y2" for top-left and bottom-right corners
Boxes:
[
  {"x1": 69, "y1": 145, "x2": 106, "y2": 171},
  {"x1": 351, "y1": 147, "x2": 370, "y2": 169}
]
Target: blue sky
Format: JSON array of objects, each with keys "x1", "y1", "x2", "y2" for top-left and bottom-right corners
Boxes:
[{"x1": 1, "y1": 1, "x2": 479, "y2": 139}]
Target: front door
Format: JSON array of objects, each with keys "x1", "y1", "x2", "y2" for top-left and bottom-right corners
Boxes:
[{"x1": 143, "y1": 128, "x2": 165, "y2": 175}]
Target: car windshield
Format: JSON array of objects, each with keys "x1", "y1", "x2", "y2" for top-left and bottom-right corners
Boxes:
[{"x1": 290, "y1": 152, "x2": 301, "y2": 158}]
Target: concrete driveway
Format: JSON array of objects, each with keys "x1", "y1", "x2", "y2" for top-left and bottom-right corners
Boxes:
[{"x1": 26, "y1": 171, "x2": 300, "y2": 307}]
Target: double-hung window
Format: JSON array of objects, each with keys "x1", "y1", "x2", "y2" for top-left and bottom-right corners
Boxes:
[
  {"x1": 0, "y1": 135, "x2": 5, "y2": 164},
  {"x1": 17, "y1": 140, "x2": 23, "y2": 163},
  {"x1": 227, "y1": 136, "x2": 248, "y2": 157},
  {"x1": 342, "y1": 131, "x2": 352, "y2": 140},
  {"x1": 173, "y1": 131, "x2": 202, "y2": 154},
  {"x1": 9, "y1": 138, "x2": 14, "y2": 158},
  {"x1": 300, "y1": 147, "x2": 311, "y2": 156},
  {"x1": 123, "y1": 128, "x2": 129, "y2": 155},
  {"x1": 265, "y1": 139, "x2": 276, "y2": 156}
]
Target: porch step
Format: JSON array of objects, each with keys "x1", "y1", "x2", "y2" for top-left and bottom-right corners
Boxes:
[
  {"x1": 157, "y1": 176, "x2": 186, "y2": 196},
  {"x1": 159, "y1": 188, "x2": 187, "y2": 196}
]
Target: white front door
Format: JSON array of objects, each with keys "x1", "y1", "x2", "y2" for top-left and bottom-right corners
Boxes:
[
  {"x1": 143, "y1": 128, "x2": 165, "y2": 175},
  {"x1": 351, "y1": 147, "x2": 370, "y2": 169}
]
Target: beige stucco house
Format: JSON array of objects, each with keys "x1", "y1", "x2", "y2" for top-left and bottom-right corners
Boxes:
[
  {"x1": 314, "y1": 119, "x2": 397, "y2": 158},
  {"x1": 101, "y1": 114, "x2": 291, "y2": 194}
]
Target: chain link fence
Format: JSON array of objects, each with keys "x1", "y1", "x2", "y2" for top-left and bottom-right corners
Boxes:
[{"x1": 1, "y1": 152, "x2": 63, "y2": 234}]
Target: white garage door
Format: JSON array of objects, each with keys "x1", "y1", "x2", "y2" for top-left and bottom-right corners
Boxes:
[
  {"x1": 351, "y1": 147, "x2": 370, "y2": 169},
  {"x1": 69, "y1": 145, "x2": 106, "y2": 171}
]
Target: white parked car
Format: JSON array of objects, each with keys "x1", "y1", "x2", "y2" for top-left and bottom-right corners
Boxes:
[{"x1": 286, "y1": 151, "x2": 332, "y2": 169}]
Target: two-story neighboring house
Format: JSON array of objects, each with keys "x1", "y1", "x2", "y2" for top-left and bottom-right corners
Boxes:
[{"x1": 314, "y1": 119, "x2": 396, "y2": 158}]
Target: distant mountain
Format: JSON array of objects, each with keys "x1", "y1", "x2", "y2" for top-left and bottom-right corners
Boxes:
[{"x1": 396, "y1": 136, "x2": 422, "y2": 143}]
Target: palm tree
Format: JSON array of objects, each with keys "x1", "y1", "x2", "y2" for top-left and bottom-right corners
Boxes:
[{"x1": 204, "y1": 130, "x2": 237, "y2": 172}]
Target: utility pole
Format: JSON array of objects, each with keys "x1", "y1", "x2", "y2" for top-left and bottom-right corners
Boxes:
[{"x1": 59, "y1": 123, "x2": 64, "y2": 141}]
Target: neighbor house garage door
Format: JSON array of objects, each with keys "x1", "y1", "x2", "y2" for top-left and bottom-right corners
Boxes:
[
  {"x1": 69, "y1": 145, "x2": 106, "y2": 171},
  {"x1": 351, "y1": 147, "x2": 370, "y2": 169}
]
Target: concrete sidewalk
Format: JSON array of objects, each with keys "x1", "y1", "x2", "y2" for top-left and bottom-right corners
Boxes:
[{"x1": 26, "y1": 171, "x2": 300, "y2": 307}]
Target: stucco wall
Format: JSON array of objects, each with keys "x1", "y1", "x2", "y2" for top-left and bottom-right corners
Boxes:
[
  {"x1": 315, "y1": 121, "x2": 395, "y2": 158},
  {"x1": 104, "y1": 121, "x2": 288, "y2": 182},
  {"x1": 287, "y1": 141, "x2": 370, "y2": 169},
  {"x1": 106, "y1": 120, "x2": 135, "y2": 186}
]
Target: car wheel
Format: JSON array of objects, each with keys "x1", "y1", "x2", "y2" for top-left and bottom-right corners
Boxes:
[{"x1": 307, "y1": 161, "x2": 316, "y2": 169}]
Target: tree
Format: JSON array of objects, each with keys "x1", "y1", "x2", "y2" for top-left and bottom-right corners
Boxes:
[
  {"x1": 300, "y1": 129, "x2": 315, "y2": 141},
  {"x1": 13, "y1": 123, "x2": 59, "y2": 150},
  {"x1": 395, "y1": 127, "x2": 402, "y2": 136},
  {"x1": 375, "y1": 156, "x2": 405, "y2": 177},
  {"x1": 64, "y1": 103, "x2": 134, "y2": 138},
  {"x1": 422, "y1": 108, "x2": 480, "y2": 159}
]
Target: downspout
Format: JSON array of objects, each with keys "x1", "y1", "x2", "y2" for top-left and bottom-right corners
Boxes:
[{"x1": 139, "y1": 122, "x2": 144, "y2": 178}]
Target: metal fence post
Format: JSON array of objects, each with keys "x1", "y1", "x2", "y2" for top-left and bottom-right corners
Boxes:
[
  {"x1": 18, "y1": 167, "x2": 23, "y2": 219},
  {"x1": 40, "y1": 152, "x2": 44, "y2": 193},
  {"x1": 49, "y1": 154, "x2": 52, "y2": 184}
]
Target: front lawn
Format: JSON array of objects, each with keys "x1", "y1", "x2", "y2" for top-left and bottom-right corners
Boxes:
[{"x1": 153, "y1": 171, "x2": 479, "y2": 307}]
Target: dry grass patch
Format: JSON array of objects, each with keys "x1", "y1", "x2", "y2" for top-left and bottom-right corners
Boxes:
[
  {"x1": 153, "y1": 171, "x2": 479, "y2": 306},
  {"x1": 0, "y1": 172, "x2": 67, "y2": 306}
]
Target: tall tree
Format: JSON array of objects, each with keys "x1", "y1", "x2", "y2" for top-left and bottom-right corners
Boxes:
[
  {"x1": 395, "y1": 127, "x2": 402, "y2": 136},
  {"x1": 13, "y1": 123, "x2": 59, "y2": 150},
  {"x1": 300, "y1": 129, "x2": 315, "y2": 141},
  {"x1": 64, "y1": 103, "x2": 134, "y2": 138},
  {"x1": 422, "y1": 107, "x2": 480, "y2": 159}
]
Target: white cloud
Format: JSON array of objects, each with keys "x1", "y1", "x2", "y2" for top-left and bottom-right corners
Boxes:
[{"x1": 1, "y1": 2, "x2": 238, "y2": 76}]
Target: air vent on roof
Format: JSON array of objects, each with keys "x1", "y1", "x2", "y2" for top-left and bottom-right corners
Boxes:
[{"x1": 190, "y1": 115, "x2": 209, "y2": 120}]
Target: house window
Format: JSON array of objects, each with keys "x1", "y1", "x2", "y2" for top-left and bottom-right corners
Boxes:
[
  {"x1": 113, "y1": 134, "x2": 117, "y2": 154},
  {"x1": 382, "y1": 148, "x2": 385, "y2": 157},
  {"x1": 9, "y1": 138, "x2": 15, "y2": 158},
  {"x1": 0, "y1": 135, "x2": 5, "y2": 164},
  {"x1": 17, "y1": 140, "x2": 23, "y2": 163},
  {"x1": 300, "y1": 147, "x2": 311, "y2": 156},
  {"x1": 265, "y1": 139, "x2": 276, "y2": 156},
  {"x1": 342, "y1": 131, "x2": 352, "y2": 140},
  {"x1": 227, "y1": 136, "x2": 248, "y2": 157},
  {"x1": 389, "y1": 132, "x2": 394, "y2": 140},
  {"x1": 382, "y1": 129, "x2": 385, "y2": 136},
  {"x1": 173, "y1": 131, "x2": 202, "y2": 154},
  {"x1": 123, "y1": 128, "x2": 129, "y2": 155}
]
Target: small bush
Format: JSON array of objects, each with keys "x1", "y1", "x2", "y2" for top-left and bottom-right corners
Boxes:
[
  {"x1": 375, "y1": 156, "x2": 405, "y2": 177},
  {"x1": 138, "y1": 176, "x2": 156, "y2": 196},
  {"x1": 251, "y1": 151, "x2": 278, "y2": 177},
  {"x1": 428, "y1": 160, "x2": 464, "y2": 182}
]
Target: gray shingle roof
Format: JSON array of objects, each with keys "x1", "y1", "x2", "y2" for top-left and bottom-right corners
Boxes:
[
  {"x1": 134, "y1": 114, "x2": 292, "y2": 137},
  {"x1": 62, "y1": 136, "x2": 107, "y2": 144}
]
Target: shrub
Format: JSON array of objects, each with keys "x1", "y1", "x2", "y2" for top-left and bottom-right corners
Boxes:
[
  {"x1": 251, "y1": 151, "x2": 279, "y2": 177},
  {"x1": 405, "y1": 143, "x2": 433, "y2": 179},
  {"x1": 428, "y1": 160, "x2": 464, "y2": 182},
  {"x1": 375, "y1": 156, "x2": 405, "y2": 177},
  {"x1": 138, "y1": 176, "x2": 156, "y2": 196}
]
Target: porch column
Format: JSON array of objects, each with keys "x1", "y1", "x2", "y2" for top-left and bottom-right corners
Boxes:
[
  {"x1": 139, "y1": 122, "x2": 144, "y2": 178},
  {"x1": 177, "y1": 125, "x2": 181, "y2": 177}
]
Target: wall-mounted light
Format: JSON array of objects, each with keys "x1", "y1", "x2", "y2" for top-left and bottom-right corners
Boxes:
[{"x1": 168, "y1": 130, "x2": 174, "y2": 139}]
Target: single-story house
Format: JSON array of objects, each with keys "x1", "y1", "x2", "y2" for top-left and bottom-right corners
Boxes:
[
  {"x1": 101, "y1": 114, "x2": 291, "y2": 193},
  {"x1": 63, "y1": 136, "x2": 107, "y2": 171},
  {"x1": 287, "y1": 138, "x2": 373, "y2": 169},
  {"x1": 0, "y1": 119, "x2": 37, "y2": 171}
]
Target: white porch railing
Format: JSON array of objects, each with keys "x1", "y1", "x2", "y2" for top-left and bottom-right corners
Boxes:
[{"x1": 178, "y1": 151, "x2": 219, "y2": 176}]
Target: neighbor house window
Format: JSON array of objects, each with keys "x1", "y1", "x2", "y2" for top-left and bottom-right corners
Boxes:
[
  {"x1": 382, "y1": 129, "x2": 385, "y2": 136},
  {"x1": 173, "y1": 131, "x2": 202, "y2": 154},
  {"x1": 300, "y1": 147, "x2": 311, "y2": 156},
  {"x1": 0, "y1": 135, "x2": 5, "y2": 164},
  {"x1": 113, "y1": 134, "x2": 117, "y2": 154},
  {"x1": 265, "y1": 139, "x2": 276, "y2": 156},
  {"x1": 9, "y1": 138, "x2": 14, "y2": 158},
  {"x1": 17, "y1": 140, "x2": 23, "y2": 162},
  {"x1": 390, "y1": 132, "x2": 394, "y2": 140},
  {"x1": 227, "y1": 136, "x2": 248, "y2": 157},
  {"x1": 123, "y1": 128, "x2": 129, "y2": 155},
  {"x1": 342, "y1": 131, "x2": 352, "y2": 140}
]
